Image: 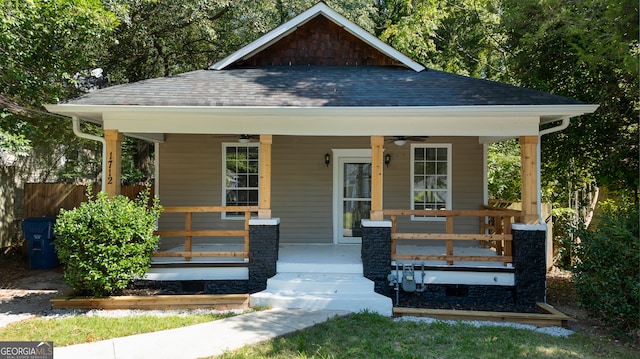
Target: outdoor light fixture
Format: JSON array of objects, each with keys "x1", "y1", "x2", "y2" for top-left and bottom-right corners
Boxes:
[
  {"x1": 385, "y1": 154, "x2": 391, "y2": 167},
  {"x1": 324, "y1": 153, "x2": 331, "y2": 167},
  {"x1": 238, "y1": 135, "x2": 252, "y2": 143}
]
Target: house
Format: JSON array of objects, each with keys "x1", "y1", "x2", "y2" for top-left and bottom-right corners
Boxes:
[{"x1": 45, "y1": 3, "x2": 597, "y2": 316}]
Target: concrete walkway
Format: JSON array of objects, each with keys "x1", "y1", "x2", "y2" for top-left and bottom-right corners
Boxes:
[{"x1": 54, "y1": 309, "x2": 350, "y2": 359}]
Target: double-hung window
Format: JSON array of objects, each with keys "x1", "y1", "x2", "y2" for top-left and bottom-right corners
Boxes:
[
  {"x1": 222, "y1": 143, "x2": 259, "y2": 219},
  {"x1": 411, "y1": 144, "x2": 452, "y2": 220}
]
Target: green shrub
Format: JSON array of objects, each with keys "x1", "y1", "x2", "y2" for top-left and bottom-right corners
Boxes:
[
  {"x1": 573, "y1": 200, "x2": 639, "y2": 335},
  {"x1": 54, "y1": 187, "x2": 162, "y2": 296}
]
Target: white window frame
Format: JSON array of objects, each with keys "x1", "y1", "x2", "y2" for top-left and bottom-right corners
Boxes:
[
  {"x1": 221, "y1": 142, "x2": 260, "y2": 220},
  {"x1": 410, "y1": 143, "x2": 452, "y2": 221}
]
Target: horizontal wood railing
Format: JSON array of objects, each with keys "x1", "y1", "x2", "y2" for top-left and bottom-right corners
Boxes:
[
  {"x1": 153, "y1": 206, "x2": 258, "y2": 261},
  {"x1": 479, "y1": 205, "x2": 522, "y2": 255},
  {"x1": 384, "y1": 209, "x2": 522, "y2": 265}
]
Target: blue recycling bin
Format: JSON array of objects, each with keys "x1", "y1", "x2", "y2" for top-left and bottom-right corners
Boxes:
[{"x1": 21, "y1": 217, "x2": 59, "y2": 270}]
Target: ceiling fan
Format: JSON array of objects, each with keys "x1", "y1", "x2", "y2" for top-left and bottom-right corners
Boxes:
[
  {"x1": 386, "y1": 136, "x2": 428, "y2": 146},
  {"x1": 238, "y1": 134, "x2": 259, "y2": 143}
]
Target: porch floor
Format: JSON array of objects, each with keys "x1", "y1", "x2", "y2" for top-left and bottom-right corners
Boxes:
[{"x1": 152, "y1": 243, "x2": 508, "y2": 268}]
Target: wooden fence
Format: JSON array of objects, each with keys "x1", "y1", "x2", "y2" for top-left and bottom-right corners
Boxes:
[{"x1": 23, "y1": 183, "x2": 153, "y2": 218}]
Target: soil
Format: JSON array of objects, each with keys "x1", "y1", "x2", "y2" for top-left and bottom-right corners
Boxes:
[{"x1": 0, "y1": 251, "x2": 638, "y2": 354}]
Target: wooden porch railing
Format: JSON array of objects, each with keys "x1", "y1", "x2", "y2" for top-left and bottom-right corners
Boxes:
[
  {"x1": 478, "y1": 205, "x2": 522, "y2": 255},
  {"x1": 383, "y1": 209, "x2": 522, "y2": 265},
  {"x1": 153, "y1": 206, "x2": 258, "y2": 261}
]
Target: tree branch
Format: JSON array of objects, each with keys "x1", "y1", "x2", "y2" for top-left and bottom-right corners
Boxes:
[{"x1": 0, "y1": 94, "x2": 37, "y2": 118}]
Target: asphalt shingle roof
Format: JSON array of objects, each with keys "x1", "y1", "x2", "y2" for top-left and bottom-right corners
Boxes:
[{"x1": 62, "y1": 66, "x2": 583, "y2": 107}]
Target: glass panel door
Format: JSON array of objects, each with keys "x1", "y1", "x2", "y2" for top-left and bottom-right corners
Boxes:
[{"x1": 340, "y1": 161, "x2": 371, "y2": 243}]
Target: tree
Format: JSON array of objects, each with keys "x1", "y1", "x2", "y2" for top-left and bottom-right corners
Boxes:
[
  {"x1": 501, "y1": 0, "x2": 639, "y2": 202},
  {"x1": 0, "y1": 0, "x2": 116, "y2": 111},
  {"x1": 0, "y1": 0, "x2": 117, "y2": 180},
  {"x1": 374, "y1": 0, "x2": 506, "y2": 77}
]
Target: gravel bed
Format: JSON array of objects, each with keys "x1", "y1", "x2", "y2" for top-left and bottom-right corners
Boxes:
[{"x1": 395, "y1": 316, "x2": 574, "y2": 337}]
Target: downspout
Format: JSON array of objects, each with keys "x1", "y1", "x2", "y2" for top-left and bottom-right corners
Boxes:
[
  {"x1": 72, "y1": 116, "x2": 107, "y2": 193},
  {"x1": 536, "y1": 116, "x2": 571, "y2": 221}
]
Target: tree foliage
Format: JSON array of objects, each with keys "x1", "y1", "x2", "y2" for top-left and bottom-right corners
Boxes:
[
  {"x1": 573, "y1": 200, "x2": 639, "y2": 335},
  {"x1": 0, "y1": 0, "x2": 117, "y2": 181},
  {"x1": 0, "y1": 0, "x2": 117, "y2": 108},
  {"x1": 487, "y1": 139, "x2": 520, "y2": 201},
  {"x1": 501, "y1": 0, "x2": 639, "y2": 200}
]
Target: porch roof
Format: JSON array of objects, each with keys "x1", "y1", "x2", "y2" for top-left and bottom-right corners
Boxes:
[
  {"x1": 54, "y1": 66, "x2": 586, "y2": 108},
  {"x1": 45, "y1": 66, "x2": 597, "y2": 141}
]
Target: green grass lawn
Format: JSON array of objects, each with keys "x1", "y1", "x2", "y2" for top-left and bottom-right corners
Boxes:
[
  {"x1": 215, "y1": 312, "x2": 637, "y2": 359},
  {"x1": 0, "y1": 311, "x2": 636, "y2": 358},
  {"x1": 0, "y1": 312, "x2": 236, "y2": 347}
]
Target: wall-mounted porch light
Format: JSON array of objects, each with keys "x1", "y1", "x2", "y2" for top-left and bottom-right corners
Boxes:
[
  {"x1": 324, "y1": 153, "x2": 331, "y2": 167},
  {"x1": 384, "y1": 154, "x2": 391, "y2": 167}
]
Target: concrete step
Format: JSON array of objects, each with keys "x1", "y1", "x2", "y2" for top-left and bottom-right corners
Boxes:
[
  {"x1": 250, "y1": 290, "x2": 392, "y2": 316},
  {"x1": 265, "y1": 273, "x2": 374, "y2": 294},
  {"x1": 276, "y1": 261, "x2": 362, "y2": 274}
]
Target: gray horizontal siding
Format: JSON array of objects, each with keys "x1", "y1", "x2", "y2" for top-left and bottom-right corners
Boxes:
[{"x1": 158, "y1": 135, "x2": 484, "y2": 245}]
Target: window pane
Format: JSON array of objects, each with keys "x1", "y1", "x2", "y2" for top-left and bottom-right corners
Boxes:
[
  {"x1": 436, "y1": 162, "x2": 447, "y2": 175},
  {"x1": 437, "y1": 148, "x2": 448, "y2": 161},
  {"x1": 249, "y1": 174, "x2": 258, "y2": 187},
  {"x1": 426, "y1": 148, "x2": 436, "y2": 160},
  {"x1": 237, "y1": 190, "x2": 248, "y2": 203},
  {"x1": 235, "y1": 174, "x2": 245, "y2": 187},
  {"x1": 227, "y1": 190, "x2": 238, "y2": 206},
  {"x1": 248, "y1": 160, "x2": 258, "y2": 173},
  {"x1": 425, "y1": 162, "x2": 435, "y2": 174},
  {"x1": 237, "y1": 147, "x2": 247, "y2": 157}
]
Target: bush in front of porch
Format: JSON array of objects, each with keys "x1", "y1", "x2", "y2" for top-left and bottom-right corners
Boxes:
[
  {"x1": 574, "y1": 199, "x2": 639, "y2": 337},
  {"x1": 54, "y1": 186, "x2": 162, "y2": 296}
]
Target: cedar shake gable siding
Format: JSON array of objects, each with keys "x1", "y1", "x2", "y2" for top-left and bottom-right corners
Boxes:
[{"x1": 234, "y1": 16, "x2": 401, "y2": 67}]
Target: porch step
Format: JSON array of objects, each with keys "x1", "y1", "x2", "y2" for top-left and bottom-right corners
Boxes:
[
  {"x1": 276, "y1": 261, "x2": 363, "y2": 274},
  {"x1": 250, "y1": 273, "x2": 393, "y2": 316},
  {"x1": 264, "y1": 273, "x2": 374, "y2": 293}
]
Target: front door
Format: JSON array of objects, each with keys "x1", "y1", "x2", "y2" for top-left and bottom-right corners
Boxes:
[{"x1": 333, "y1": 150, "x2": 371, "y2": 244}]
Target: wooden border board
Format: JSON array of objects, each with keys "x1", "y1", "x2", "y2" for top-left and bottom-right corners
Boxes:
[
  {"x1": 51, "y1": 293, "x2": 249, "y2": 311},
  {"x1": 393, "y1": 302, "x2": 571, "y2": 328}
]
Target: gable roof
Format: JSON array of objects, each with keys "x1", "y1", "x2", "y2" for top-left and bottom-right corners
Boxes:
[{"x1": 210, "y1": 2, "x2": 425, "y2": 72}]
